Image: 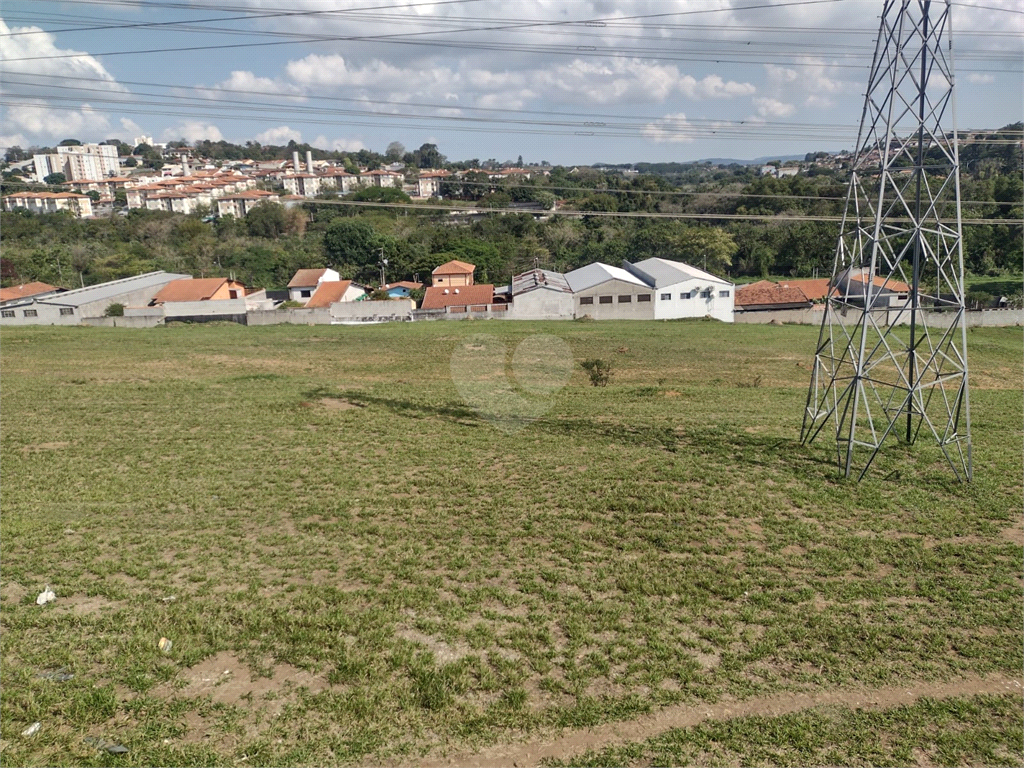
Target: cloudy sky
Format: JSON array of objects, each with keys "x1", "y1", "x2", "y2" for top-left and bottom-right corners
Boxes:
[{"x1": 1, "y1": 0, "x2": 1020, "y2": 164}]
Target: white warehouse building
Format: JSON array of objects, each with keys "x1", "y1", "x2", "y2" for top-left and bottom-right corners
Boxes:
[{"x1": 623, "y1": 258, "x2": 734, "y2": 323}]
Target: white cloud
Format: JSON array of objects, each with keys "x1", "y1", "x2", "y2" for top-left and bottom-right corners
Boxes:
[
  {"x1": 254, "y1": 126, "x2": 302, "y2": 145},
  {"x1": 753, "y1": 97, "x2": 796, "y2": 118},
  {"x1": 678, "y1": 74, "x2": 756, "y2": 99},
  {"x1": 804, "y1": 95, "x2": 835, "y2": 109},
  {"x1": 0, "y1": 17, "x2": 124, "y2": 143},
  {"x1": 642, "y1": 113, "x2": 694, "y2": 144},
  {"x1": 0, "y1": 18, "x2": 124, "y2": 88},
  {"x1": 4, "y1": 101, "x2": 110, "y2": 139},
  {"x1": 311, "y1": 135, "x2": 365, "y2": 152},
  {"x1": 119, "y1": 118, "x2": 144, "y2": 137},
  {"x1": 161, "y1": 122, "x2": 223, "y2": 143},
  {"x1": 0, "y1": 133, "x2": 29, "y2": 150},
  {"x1": 967, "y1": 73, "x2": 994, "y2": 85}
]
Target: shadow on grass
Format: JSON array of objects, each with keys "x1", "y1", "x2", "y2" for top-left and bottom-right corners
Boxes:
[{"x1": 309, "y1": 388, "x2": 834, "y2": 478}]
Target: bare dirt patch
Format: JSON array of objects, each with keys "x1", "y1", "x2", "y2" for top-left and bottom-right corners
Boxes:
[
  {"x1": 56, "y1": 595, "x2": 118, "y2": 616},
  {"x1": 395, "y1": 628, "x2": 474, "y2": 664},
  {"x1": 319, "y1": 397, "x2": 360, "y2": 412},
  {"x1": 21, "y1": 441, "x2": 70, "y2": 454},
  {"x1": 1000, "y1": 525, "x2": 1023, "y2": 547},
  {"x1": 422, "y1": 674, "x2": 1024, "y2": 768},
  {"x1": 154, "y1": 651, "x2": 328, "y2": 713}
]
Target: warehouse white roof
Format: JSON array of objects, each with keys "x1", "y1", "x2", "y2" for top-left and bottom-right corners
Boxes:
[{"x1": 565, "y1": 262, "x2": 650, "y2": 293}]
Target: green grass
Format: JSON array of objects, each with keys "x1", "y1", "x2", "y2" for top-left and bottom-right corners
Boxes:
[
  {"x1": 545, "y1": 694, "x2": 1024, "y2": 767},
  {"x1": 1, "y1": 321, "x2": 1021, "y2": 766}
]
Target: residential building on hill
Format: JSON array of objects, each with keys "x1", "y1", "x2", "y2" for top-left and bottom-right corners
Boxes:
[{"x1": 2, "y1": 192, "x2": 94, "y2": 218}]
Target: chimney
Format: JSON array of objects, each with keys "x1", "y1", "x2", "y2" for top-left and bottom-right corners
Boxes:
[
  {"x1": 306, "y1": 151, "x2": 314, "y2": 175},
  {"x1": 292, "y1": 151, "x2": 301, "y2": 172}
]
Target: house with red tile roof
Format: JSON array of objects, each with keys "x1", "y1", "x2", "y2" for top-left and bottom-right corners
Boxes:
[
  {"x1": 431, "y1": 259, "x2": 475, "y2": 288},
  {"x1": 734, "y1": 281, "x2": 814, "y2": 311},
  {"x1": 304, "y1": 280, "x2": 366, "y2": 308},
  {"x1": 151, "y1": 277, "x2": 248, "y2": 304},
  {"x1": 287, "y1": 268, "x2": 341, "y2": 303},
  {"x1": 420, "y1": 284, "x2": 495, "y2": 312}
]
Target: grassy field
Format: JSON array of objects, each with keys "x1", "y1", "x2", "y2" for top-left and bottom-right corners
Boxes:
[{"x1": 1, "y1": 320, "x2": 1021, "y2": 766}]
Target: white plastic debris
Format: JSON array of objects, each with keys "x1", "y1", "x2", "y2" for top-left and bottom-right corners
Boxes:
[
  {"x1": 35, "y1": 586, "x2": 56, "y2": 606},
  {"x1": 21, "y1": 722, "x2": 41, "y2": 737},
  {"x1": 160, "y1": 595, "x2": 176, "y2": 603},
  {"x1": 158, "y1": 637, "x2": 173, "y2": 653}
]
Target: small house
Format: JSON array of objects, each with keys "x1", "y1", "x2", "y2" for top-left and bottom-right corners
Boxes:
[
  {"x1": 287, "y1": 268, "x2": 340, "y2": 303},
  {"x1": 431, "y1": 260, "x2": 475, "y2": 288}
]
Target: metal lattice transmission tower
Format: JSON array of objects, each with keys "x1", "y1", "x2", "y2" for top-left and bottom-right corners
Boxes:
[{"x1": 801, "y1": 0, "x2": 971, "y2": 481}]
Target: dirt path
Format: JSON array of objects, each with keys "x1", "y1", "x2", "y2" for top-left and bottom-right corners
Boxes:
[{"x1": 422, "y1": 673, "x2": 1023, "y2": 767}]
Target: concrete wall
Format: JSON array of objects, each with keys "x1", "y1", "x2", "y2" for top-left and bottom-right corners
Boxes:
[
  {"x1": 162, "y1": 298, "x2": 250, "y2": 318},
  {"x1": 573, "y1": 278, "x2": 656, "y2": 320},
  {"x1": 330, "y1": 299, "x2": 413, "y2": 322},
  {"x1": 735, "y1": 307, "x2": 1024, "y2": 328},
  {"x1": 507, "y1": 288, "x2": 574, "y2": 320},
  {"x1": 82, "y1": 314, "x2": 164, "y2": 328},
  {"x1": 247, "y1": 308, "x2": 333, "y2": 325}
]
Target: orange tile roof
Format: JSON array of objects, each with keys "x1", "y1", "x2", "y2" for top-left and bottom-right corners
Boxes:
[
  {"x1": 735, "y1": 280, "x2": 812, "y2": 309},
  {"x1": 432, "y1": 259, "x2": 475, "y2": 275},
  {"x1": 849, "y1": 274, "x2": 911, "y2": 293},
  {"x1": 305, "y1": 280, "x2": 354, "y2": 307},
  {"x1": 782, "y1": 278, "x2": 832, "y2": 301},
  {"x1": 288, "y1": 268, "x2": 330, "y2": 288},
  {"x1": 420, "y1": 284, "x2": 494, "y2": 310},
  {"x1": 0, "y1": 282, "x2": 59, "y2": 302},
  {"x1": 151, "y1": 278, "x2": 241, "y2": 303}
]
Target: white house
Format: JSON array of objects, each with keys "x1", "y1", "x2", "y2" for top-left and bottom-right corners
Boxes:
[
  {"x1": 508, "y1": 269, "x2": 574, "y2": 320},
  {"x1": 287, "y1": 268, "x2": 341, "y2": 303},
  {"x1": 564, "y1": 263, "x2": 655, "y2": 320},
  {"x1": 623, "y1": 258, "x2": 734, "y2": 323}
]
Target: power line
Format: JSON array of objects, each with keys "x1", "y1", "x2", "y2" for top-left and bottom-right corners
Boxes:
[{"x1": 289, "y1": 197, "x2": 1024, "y2": 224}]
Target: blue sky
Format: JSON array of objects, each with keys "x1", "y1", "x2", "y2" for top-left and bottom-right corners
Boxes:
[{"x1": 1, "y1": 0, "x2": 1020, "y2": 164}]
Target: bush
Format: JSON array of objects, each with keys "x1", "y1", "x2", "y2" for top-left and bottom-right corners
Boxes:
[
  {"x1": 104, "y1": 302, "x2": 124, "y2": 317},
  {"x1": 580, "y1": 358, "x2": 612, "y2": 387}
]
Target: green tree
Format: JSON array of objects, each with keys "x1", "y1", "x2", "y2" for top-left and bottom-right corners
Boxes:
[
  {"x1": 322, "y1": 218, "x2": 385, "y2": 278},
  {"x1": 671, "y1": 226, "x2": 738, "y2": 275},
  {"x1": 245, "y1": 203, "x2": 288, "y2": 238},
  {"x1": 43, "y1": 172, "x2": 67, "y2": 186}
]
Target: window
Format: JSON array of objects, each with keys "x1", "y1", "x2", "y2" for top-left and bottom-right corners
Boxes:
[
  {"x1": 23, "y1": 309, "x2": 37, "y2": 317},
  {"x1": 618, "y1": 295, "x2": 632, "y2": 303},
  {"x1": 680, "y1": 292, "x2": 691, "y2": 300},
  {"x1": 719, "y1": 290, "x2": 730, "y2": 298},
  {"x1": 1, "y1": 310, "x2": 13, "y2": 318},
  {"x1": 229, "y1": 290, "x2": 239, "y2": 299},
  {"x1": 599, "y1": 295, "x2": 613, "y2": 304},
  {"x1": 300, "y1": 289, "x2": 311, "y2": 298},
  {"x1": 579, "y1": 296, "x2": 594, "y2": 305},
  {"x1": 59, "y1": 308, "x2": 74, "y2": 316},
  {"x1": 637, "y1": 294, "x2": 651, "y2": 302},
  {"x1": 660, "y1": 293, "x2": 672, "y2": 301},
  {"x1": 700, "y1": 289, "x2": 713, "y2": 299}
]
